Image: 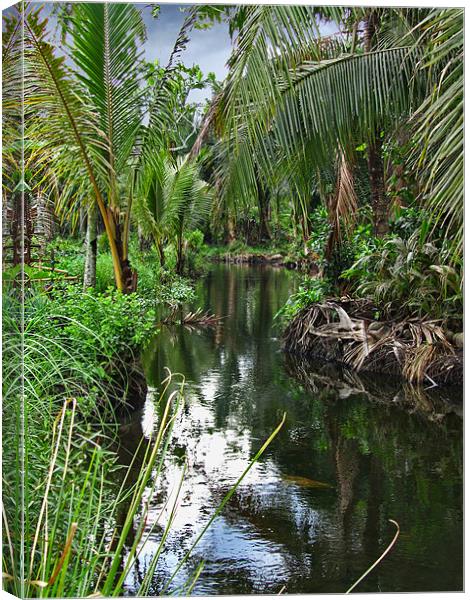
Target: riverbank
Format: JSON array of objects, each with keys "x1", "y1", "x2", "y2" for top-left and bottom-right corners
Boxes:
[
  {"x1": 205, "y1": 245, "x2": 319, "y2": 273},
  {"x1": 282, "y1": 298, "x2": 463, "y2": 387}
]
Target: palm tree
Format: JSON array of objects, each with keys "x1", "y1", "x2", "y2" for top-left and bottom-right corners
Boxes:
[
  {"x1": 134, "y1": 150, "x2": 212, "y2": 274},
  {"x1": 26, "y1": 2, "x2": 216, "y2": 289},
  {"x1": 207, "y1": 6, "x2": 462, "y2": 254},
  {"x1": 25, "y1": 3, "x2": 145, "y2": 291}
]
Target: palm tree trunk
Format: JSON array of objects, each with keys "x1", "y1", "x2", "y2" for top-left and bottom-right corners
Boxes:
[
  {"x1": 368, "y1": 134, "x2": 388, "y2": 236},
  {"x1": 113, "y1": 215, "x2": 137, "y2": 293},
  {"x1": 364, "y1": 10, "x2": 388, "y2": 236},
  {"x1": 156, "y1": 238, "x2": 165, "y2": 267},
  {"x1": 257, "y1": 181, "x2": 271, "y2": 242},
  {"x1": 226, "y1": 211, "x2": 236, "y2": 244},
  {"x1": 83, "y1": 202, "x2": 97, "y2": 290},
  {"x1": 176, "y1": 233, "x2": 184, "y2": 274}
]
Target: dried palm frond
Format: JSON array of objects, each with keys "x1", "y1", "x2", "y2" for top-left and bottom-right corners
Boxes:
[
  {"x1": 162, "y1": 308, "x2": 223, "y2": 327},
  {"x1": 325, "y1": 151, "x2": 358, "y2": 260},
  {"x1": 181, "y1": 309, "x2": 223, "y2": 326},
  {"x1": 283, "y1": 299, "x2": 460, "y2": 384}
]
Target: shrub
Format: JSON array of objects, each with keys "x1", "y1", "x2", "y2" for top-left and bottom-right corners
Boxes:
[
  {"x1": 342, "y1": 230, "x2": 462, "y2": 320},
  {"x1": 275, "y1": 276, "x2": 332, "y2": 323},
  {"x1": 154, "y1": 271, "x2": 196, "y2": 309},
  {"x1": 16, "y1": 286, "x2": 158, "y2": 417},
  {"x1": 45, "y1": 286, "x2": 157, "y2": 358}
]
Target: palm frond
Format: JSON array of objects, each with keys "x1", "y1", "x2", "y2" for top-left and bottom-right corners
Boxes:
[
  {"x1": 134, "y1": 150, "x2": 212, "y2": 246},
  {"x1": 325, "y1": 151, "x2": 358, "y2": 259},
  {"x1": 25, "y1": 7, "x2": 108, "y2": 204},
  {"x1": 411, "y1": 8, "x2": 463, "y2": 256},
  {"x1": 69, "y1": 2, "x2": 146, "y2": 196}
]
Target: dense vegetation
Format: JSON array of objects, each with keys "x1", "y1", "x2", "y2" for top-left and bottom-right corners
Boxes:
[
  {"x1": 2, "y1": 3, "x2": 463, "y2": 597},
  {"x1": 4, "y1": 4, "x2": 463, "y2": 313}
]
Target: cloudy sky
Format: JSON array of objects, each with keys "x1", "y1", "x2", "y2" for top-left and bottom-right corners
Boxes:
[{"x1": 139, "y1": 4, "x2": 232, "y2": 103}]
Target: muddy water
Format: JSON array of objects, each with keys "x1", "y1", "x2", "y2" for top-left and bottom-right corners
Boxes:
[{"x1": 121, "y1": 264, "x2": 462, "y2": 595}]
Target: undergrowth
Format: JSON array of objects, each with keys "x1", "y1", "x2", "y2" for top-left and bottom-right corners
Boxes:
[{"x1": 2, "y1": 287, "x2": 285, "y2": 597}]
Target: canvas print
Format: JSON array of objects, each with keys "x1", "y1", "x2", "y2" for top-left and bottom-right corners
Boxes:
[{"x1": 2, "y1": 2, "x2": 463, "y2": 597}]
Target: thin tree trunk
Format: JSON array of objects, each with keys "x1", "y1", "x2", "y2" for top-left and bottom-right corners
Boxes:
[
  {"x1": 368, "y1": 134, "x2": 388, "y2": 236},
  {"x1": 364, "y1": 10, "x2": 388, "y2": 236},
  {"x1": 226, "y1": 210, "x2": 236, "y2": 244},
  {"x1": 83, "y1": 202, "x2": 98, "y2": 290},
  {"x1": 114, "y1": 216, "x2": 137, "y2": 293},
  {"x1": 156, "y1": 238, "x2": 165, "y2": 267},
  {"x1": 257, "y1": 181, "x2": 271, "y2": 242},
  {"x1": 176, "y1": 233, "x2": 184, "y2": 274}
]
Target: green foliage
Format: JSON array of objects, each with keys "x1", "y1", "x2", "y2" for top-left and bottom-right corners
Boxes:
[
  {"x1": 6, "y1": 288, "x2": 150, "y2": 417},
  {"x1": 152, "y1": 270, "x2": 196, "y2": 310},
  {"x1": 306, "y1": 207, "x2": 374, "y2": 284},
  {"x1": 337, "y1": 207, "x2": 462, "y2": 321},
  {"x1": 47, "y1": 237, "x2": 116, "y2": 292},
  {"x1": 17, "y1": 289, "x2": 157, "y2": 417},
  {"x1": 278, "y1": 203, "x2": 462, "y2": 324},
  {"x1": 44, "y1": 236, "x2": 197, "y2": 309},
  {"x1": 3, "y1": 264, "x2": 66, "y2": 282},
  {"x1": 95, "y1": 253, "x2": 115, "y2": 292},
  {"x1": 343, "y1": 230, "x2": 462, "y2": 320},
  {"x1": 307, "y1": 206, "x2": 331, "y2": 260},
  {"x1": 275, "y1": 277, "x2": 332, "y2": 324},
  {"x1": 383, "y1": 137, "x2": 419, "y2": 207},
  {"x1": 186, "y1": 228, "x2": 205, "y2": 253},
  {"x1": 134, "y1": 150, "x2": 213, "y2": 273},
  {"x1": 144, "y1": 61, "x2": 214, "y2": 135},
  {"x1": 97, "y1": 231, "x2": 110, "y2": 253},
  {"x1": 390, "y1": 206, "x2": 427, "y2": 239},
  {"x1": 47, "y1": 287, "x2": 156, "y2": 354}
]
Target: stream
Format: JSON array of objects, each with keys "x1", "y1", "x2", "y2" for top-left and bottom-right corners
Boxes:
[{"x1": 118, "y1": 264, "x2": 463, "y2": 595}]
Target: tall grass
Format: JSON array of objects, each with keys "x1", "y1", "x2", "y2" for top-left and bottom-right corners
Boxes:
[{"x1": 2, "y1": 288, "x2": 284, "y2": 597}]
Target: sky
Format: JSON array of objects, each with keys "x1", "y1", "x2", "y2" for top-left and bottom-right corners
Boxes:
[
  {"x1": 138, "y1": 4, "x2": 339, "y2": 102},
  {"x1": 140, "y1": 4, "x2": 232, "y2": 103}
]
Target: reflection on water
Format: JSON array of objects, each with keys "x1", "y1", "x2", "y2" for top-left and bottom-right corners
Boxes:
[{"x1": 119, "y1": 264, "x2": 462, "y2": 595}]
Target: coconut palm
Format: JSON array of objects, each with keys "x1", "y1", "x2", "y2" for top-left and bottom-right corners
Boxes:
[
  {"x1": 25, "y1": 3, "x2": 145, "y2": 291},
  {"x1": 134, "y1": 149, "x2": 212, "y2": 273},
  {"x1": 25, "y1": 2, "x2": 214, "y2": 289},
  {"x1": 209, "y1": 6, "x2": 462, "y2": 254}
]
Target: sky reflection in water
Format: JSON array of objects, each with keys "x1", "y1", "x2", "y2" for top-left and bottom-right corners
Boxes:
[{"x1": 118, "y1": 265, "x2": 462, "y2": 596}]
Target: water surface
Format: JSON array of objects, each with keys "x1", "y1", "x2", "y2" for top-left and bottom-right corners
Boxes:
[{"x1": 121, "y1": 264, "x2": 463, "y2": 595}]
